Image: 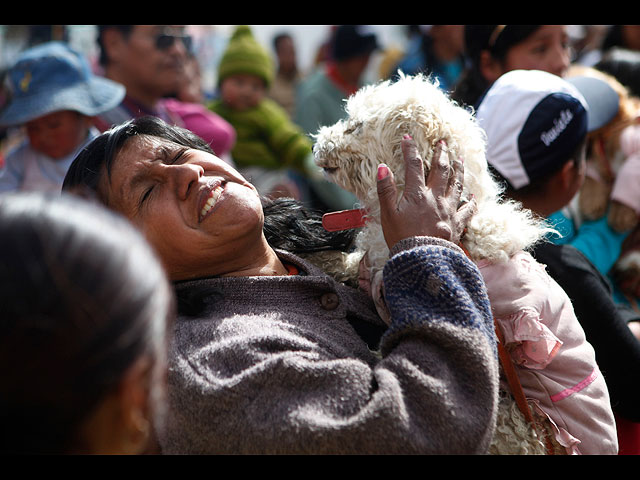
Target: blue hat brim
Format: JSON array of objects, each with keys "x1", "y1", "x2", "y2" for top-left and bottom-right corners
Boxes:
[
  {"x1": 566, "y1": 75, "x2": 619, "y2": 132},
  {"x1": 0, "y1": 76, "x2": 125, "y2": 127}
]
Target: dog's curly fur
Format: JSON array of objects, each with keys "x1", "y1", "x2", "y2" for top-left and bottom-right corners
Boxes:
[{"x1": 313, "y1": 73, "x2": 554, "y2": 278}]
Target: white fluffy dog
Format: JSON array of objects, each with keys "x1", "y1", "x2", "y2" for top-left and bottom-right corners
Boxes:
[{"x1": 313, "y1": 73, "x2": 552, "y2": 297}]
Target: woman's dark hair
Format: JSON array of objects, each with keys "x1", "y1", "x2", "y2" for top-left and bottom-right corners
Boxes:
[
  {"x1": 63, "y1": 115, "x2": 213, "y2": 204},
  {"x1": 0, "y1": 192, "x2": 173, "y2": 454},
  {"x1": 452, "y1": 25, "x2": 541, "y2": 108},
  {"x1": 262, "y1": 197, "x2": 355, "y2": 253}
]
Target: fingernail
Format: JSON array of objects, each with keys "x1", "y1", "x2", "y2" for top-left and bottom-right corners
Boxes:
[
  {"x1": 377, "y1": 164, "x2": 390, "y2": 180},
  {"x1": 403, "y1": 134, "x2": 412, "y2": 140}
]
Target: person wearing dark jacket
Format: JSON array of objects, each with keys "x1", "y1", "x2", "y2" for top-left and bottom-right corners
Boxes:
[{"x1": 477, "y1": 68, "x2": 640, "y2": 454}]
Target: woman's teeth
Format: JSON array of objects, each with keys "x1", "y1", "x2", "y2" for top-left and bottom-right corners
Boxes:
[{"x1": 200, "y1": 186, "x2": 222, "y2": 219}]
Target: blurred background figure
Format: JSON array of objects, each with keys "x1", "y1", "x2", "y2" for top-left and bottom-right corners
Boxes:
[
  {"x1": 172, "y1": 52, "x2": 206, "y2": 104},
  {"x1": 295, "y1": 25, "x2": 378, "y2": 212},
  {"x1": 268, "y1": 32, "x2": 302, "y2": 119},
  {"x1": 163, "y1": 51, "x2": 237, "y2": 166},
  {"x1": 95, "y1": 25, "x2": 190, "y2": 126},
  {"x1": 390, "y1": 25, "x2": 466, "y2": 92},
  {"x1": 0, "y1": 41, "x2": 124, "y2": 194},
  {"x1": 295, "y1": 25, "x2": 378, "y2": 135},
  {"x1": 596, "y1": 47, "x2": 640, "y2": 98},
  {"x1": 95, "y1": 25, "x2": 235, "y2": 161},
  {"x1": 567, "y1": 25, "x2": 610, "y2": 66},
  {"x1": 209, "y1": 25, "x2": 312, "y2": 200},
  {"x1": 0, "y1": 192, "x2": 174, "y2": 454},
  {"x1": 602, "y1": 25, "x2": 640, "y2": 55}
]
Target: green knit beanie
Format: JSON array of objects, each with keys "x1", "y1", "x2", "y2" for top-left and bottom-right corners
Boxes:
[{"x1": 218, "y1": 25, "x2": 274, "y2": 88}]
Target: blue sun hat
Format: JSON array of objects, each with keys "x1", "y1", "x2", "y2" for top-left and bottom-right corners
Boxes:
[{"x1": 0, "y1": 41, "x2": 125, "y2": 127}]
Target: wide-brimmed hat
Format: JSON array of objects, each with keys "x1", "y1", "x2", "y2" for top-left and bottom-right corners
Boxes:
[
  {"x1": 476, "y1": 69, "x2": 619, "y2": 190},
  {"x1": 0, "y1": 41, "x2": 125, "y2": 126}
]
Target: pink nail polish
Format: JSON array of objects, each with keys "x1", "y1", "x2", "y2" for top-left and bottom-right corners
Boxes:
[
  {"x1": 403, "y1": 134, "x2": 412, "y2": 140},
  {"x1": 377, "y1": 164, "x2": 389, "y2": 180}
]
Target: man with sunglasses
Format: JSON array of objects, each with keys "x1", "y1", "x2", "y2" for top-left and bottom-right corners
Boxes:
[{"x1": 93, "y1": 25, "x2": 235, "y2": 162}]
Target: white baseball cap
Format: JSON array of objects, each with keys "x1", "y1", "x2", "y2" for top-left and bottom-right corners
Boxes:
[{"x1": 476, "y1": 69, "x2": 619, "y2": 190}]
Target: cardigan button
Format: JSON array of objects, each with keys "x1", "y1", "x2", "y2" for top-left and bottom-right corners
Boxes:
[{"x1": 320, "y1": 292, "x2": 340, "y2": 310}]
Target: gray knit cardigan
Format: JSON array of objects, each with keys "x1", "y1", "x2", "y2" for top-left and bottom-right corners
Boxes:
[{"x1": 158, "y1": 236, "x2": 499, "y2": 454}]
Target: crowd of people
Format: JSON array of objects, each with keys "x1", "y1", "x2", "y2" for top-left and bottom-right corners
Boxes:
[{"x1": 1, "y1": 24, "x2": 640, "y2": 455}]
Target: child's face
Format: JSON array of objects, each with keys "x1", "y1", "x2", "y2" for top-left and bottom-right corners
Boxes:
[
  {"x1": 502, "y1": 25, "x2": 571, "y2": 78},
  {"x1": 26, "y1": 111, "x2": 92, "y2": 160},
  {"x1": 220, "y1": 74, "x2": 266, "y2": 111}
]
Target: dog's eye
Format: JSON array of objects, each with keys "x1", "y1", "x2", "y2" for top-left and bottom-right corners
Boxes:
[
  {"x1": 344, "y1": 122, "x2": 363, "y2": 135},
  {"x1": 322, "y1": 167, "x2": 339, "y2": 174}
]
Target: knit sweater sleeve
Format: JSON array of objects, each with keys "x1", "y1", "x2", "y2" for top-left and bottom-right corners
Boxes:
[
  {"x1": 382, "y1": 236, "x2": 497, "y2": 354},
  {"x1": 161, "y1": 237, "x2": 498, "y2": 454},
  {"x1": 376, "y1": 237, "x2": 499, "y2": 449}
]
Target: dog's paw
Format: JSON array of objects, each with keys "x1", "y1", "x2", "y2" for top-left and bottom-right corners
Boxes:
[{"x1": 579, "y1": 176, "x2": 611, "y2": 220}]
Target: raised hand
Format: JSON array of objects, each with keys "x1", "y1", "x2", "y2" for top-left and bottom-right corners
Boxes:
[{"x1": 376, "y1": 136, "x2": 476, "y2": 249}]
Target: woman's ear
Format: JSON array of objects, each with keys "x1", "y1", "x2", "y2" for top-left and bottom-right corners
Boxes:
[
  {"x1": 74, "y1": 356, "x2": 153, "y2": 454},
  {"x1": 559, "y1": 159, "x2": 579, "y2": 190},
  {"x1": 117, "y1": 356, "x2": 154, "y2": 454}
]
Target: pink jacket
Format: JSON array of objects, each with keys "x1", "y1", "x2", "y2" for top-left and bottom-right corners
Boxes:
[{"x1": 479, "y1": 251, "x2": 618, "y2": 454}]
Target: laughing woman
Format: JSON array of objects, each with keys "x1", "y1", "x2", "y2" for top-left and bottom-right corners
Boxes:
[{"x1": 62, "y1": 115, "x2": 498, "y2": 454}]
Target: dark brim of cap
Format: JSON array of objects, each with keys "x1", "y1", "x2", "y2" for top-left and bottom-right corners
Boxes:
[
  {"x1": 0, "y1": 77, "x2": 125, "y2": 127},
  {"x1": 566, "y1": 75, "x2": 619, "y2": 132}
]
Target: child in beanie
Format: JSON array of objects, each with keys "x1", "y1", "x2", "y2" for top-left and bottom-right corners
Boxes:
[
  {"x1": 209, "y1": 25, "x2": 313, "y2": 199},
  {"x1": 0, "y1": 42, "x2": 124, "y2": 193}
]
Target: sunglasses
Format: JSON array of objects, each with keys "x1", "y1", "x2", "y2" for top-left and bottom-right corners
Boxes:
[{"x1": 155, "y1": 33, "x2": 193, "y2": 52}]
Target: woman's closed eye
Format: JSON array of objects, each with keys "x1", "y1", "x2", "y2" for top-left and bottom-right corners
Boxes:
[
  {"x1": 169, "y1": 147, "x2": 189, "y2": 165},
  {"x1": 139, "y1": 185, "x2": 155, "y2": 208}
]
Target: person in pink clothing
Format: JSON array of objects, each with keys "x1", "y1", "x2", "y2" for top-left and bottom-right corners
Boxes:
[
  {"x1": 476, "y1": 69, "x2": 622, "y2": 454},
  {"x1": 478, "y1": 252, "x2": 611, "y2": 454},
  {"x1": 162, "y1": 98, "x2": 236, "y2": 165}
]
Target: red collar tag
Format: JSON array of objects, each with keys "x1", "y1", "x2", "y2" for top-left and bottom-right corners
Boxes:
[{"x1": 322, "y1": 208, "x2": 368, "y2": 232}]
